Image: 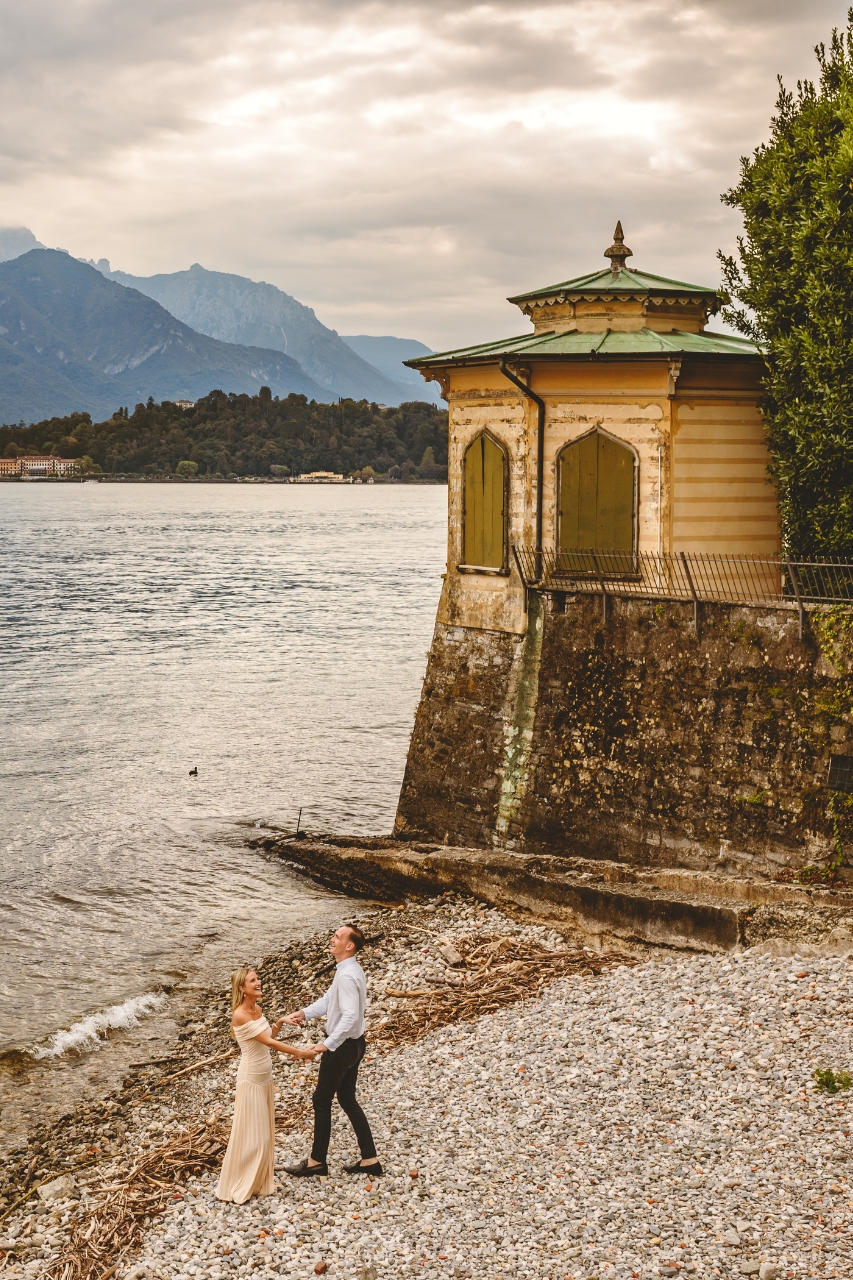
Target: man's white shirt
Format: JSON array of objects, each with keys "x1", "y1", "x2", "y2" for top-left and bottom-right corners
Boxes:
[{"x1": 303, "y1": 956, "x2": 366, "y2": 1052}]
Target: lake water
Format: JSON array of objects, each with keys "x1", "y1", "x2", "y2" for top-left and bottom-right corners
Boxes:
[{"x1": 0, "y1": 483, "x2": 446, "y2": 1077}]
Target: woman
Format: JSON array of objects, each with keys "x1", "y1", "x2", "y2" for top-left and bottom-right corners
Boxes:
[{"x1": 216, "y1": 966, "x2": 319, "y2": 1204}]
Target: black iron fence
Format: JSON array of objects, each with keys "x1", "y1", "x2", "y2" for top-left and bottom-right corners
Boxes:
[{"x1": 511, "y1": 546, "x2": 853, "y2": 634}]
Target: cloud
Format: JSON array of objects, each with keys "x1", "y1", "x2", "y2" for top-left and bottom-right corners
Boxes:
[{"x1": 0, "y1": 0, "x2": 848, "y2": 347}]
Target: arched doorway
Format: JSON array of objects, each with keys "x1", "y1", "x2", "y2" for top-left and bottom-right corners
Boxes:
[
  {"x1": 463, "y1": 433, "x2": 507, "y2": 570},
  {"x1": 558, "y1": 430, "x2": 635, "y2": 567}
]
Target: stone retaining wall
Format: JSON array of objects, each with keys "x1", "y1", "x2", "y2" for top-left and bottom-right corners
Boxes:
[{"x1": 395, "y1": 593, "x2": 853, "y2": 879}]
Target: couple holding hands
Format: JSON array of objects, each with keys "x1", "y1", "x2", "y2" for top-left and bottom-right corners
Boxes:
[{"x1": 216, "y1": 924, "x2": 381, "y2": 1205}]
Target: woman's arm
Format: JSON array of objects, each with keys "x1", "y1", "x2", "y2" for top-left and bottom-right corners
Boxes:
[{"x1": 253, "y1": 1027, "x2": 319, "y2": 1058}]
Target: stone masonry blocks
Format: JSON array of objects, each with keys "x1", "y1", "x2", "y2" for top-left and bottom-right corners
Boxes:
[{"x1": 396, "y1": 594, "x2": 853, "y2": 878}]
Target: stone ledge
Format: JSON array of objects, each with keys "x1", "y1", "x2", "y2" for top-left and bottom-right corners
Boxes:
[{"x1": 251, "y1": 835, "x2": 853, "y2": 954}]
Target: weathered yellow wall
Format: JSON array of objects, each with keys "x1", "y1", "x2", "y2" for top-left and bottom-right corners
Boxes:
[
  {"x1": 542, "y1": 397, "x2": 666, "y2": 556},
  {"x1": 439, "y1": 384, "x2": 528, "y2": 633},
  {"x1": 434, "y1": 357, "x2": 776, "y2": 636},
  {"x1": 672, "y1": 403, "x2": 779, "y2": 554},
  {"x1": 525, "y1": 297, "x2": 709, "y2": 334}
]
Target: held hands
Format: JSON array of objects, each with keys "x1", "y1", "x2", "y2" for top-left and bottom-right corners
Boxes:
[
  {"x1": 272, "y1": 1009, "x2": 323, "y2": 1058},
  {"x1": 295, "y1": 1043, "x2": 328, "y2": 1060},
  {"x1": 270, "y1": 1011, "x2": 303, "y2": 1037}
]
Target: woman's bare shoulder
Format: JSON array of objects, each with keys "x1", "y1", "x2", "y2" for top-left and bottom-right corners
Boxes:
[{"x1": 231, "y1": 1008, "x2": 262, "y2": 1027}]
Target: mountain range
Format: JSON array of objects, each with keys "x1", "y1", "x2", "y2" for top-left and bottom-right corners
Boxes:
[
  {"x1": 98, "y1": 262, "x2": 438, "y2": 405},
  {"x1": 0, "y1": 227, "x2": 439, "y2": 425},
  {"x1": 0, "y1": 250, "x2": 325, "y2": 423},
  {"x1": 0, "y1": 227, "x2": 46, "y2": 259},
  {"x1": 338, "y1": 334, "x2": 437, "y2": 401}
]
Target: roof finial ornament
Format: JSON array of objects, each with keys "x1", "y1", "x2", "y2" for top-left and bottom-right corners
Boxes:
[{"x1": 604, "y1": 221, "x2": 633, "y2": 275}]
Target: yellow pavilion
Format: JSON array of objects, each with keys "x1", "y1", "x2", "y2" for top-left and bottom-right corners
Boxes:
[{"x1": 407, "y1": 224, "x2": 777, "y2": 634}]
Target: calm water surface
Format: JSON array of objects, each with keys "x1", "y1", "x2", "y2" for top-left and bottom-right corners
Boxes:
[{"x1": 0, "y1": 483, "x2": 446, "y2": 1056}]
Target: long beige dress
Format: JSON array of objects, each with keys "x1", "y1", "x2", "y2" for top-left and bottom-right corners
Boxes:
[{"x1": 215, "y1": 1015, "x2": 276, "y2": 1203}]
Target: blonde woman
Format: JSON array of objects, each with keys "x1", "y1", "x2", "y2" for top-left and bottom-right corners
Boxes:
[{"x1": 216, "y1": 966, "x2": 320, "y2": 1204}]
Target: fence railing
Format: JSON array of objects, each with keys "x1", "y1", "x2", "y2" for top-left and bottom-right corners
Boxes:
[{"x1": 511, "y1": 546, "x2": 853, "y2": 634}]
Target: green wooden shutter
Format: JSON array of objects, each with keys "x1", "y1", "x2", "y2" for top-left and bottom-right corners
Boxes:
[
  {"x1": 464, "y1": 435, "x2": 505, "y2": 568},
  {"x1": 559, "y1": 433, "x2": 580, "y2": 552},
  {"x1": 464, "y1": 437, "x2": 484, "y2": 564},
  {"x1": 482, "y1": 436, "x2": 505, "y2": 567},
  {"x1": 577, "y1": 432, "x2": 599, "y2": 550},
  {"x1": 597, "y1": 433, "x2": 634, "y2": 554},
  {"x1": 559, "y1": 432, "x2": 634, "y2": 562}
]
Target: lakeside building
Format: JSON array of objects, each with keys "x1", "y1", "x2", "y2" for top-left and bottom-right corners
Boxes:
[
  {"x1": 405, "y1": 223, "x2": 773, "y2": 636},
  {"x1": 392, "y1": 225, "x2": 834, "y2": 884},
  {"x1": 393, "y1": 227, "x2": 853, "y2": 937},
  {"x1": 293, "y1": 471, "x2": 354, "y2": 484},
  {"x1": 0, "y1": 455, "x2": 78, "y2": 478}
]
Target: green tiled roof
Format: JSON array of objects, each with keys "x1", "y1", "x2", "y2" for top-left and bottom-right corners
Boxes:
[
  {"x1": 508, "y1": 266, "x2": 718, "y2": 304},
  {"x1": 405, "y1": 326, "x2": 759, "y2": 368}
]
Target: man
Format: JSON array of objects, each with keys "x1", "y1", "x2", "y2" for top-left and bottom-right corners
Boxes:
[{"x1": 282, "y1": 923, "x2": 382, "y2": 1177}]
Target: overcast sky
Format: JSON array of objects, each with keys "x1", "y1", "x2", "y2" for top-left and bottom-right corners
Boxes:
[{"x1": 0, "y1": 0, "x2": 849, "y2": 349}]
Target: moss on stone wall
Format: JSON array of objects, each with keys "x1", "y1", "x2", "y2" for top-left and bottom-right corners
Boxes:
[{"x1": 395, "y1": 623, "x2": 522, "y2": 846}]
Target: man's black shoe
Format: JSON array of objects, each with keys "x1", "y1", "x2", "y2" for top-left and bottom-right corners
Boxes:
[
  {"x1": 284, "y1": 1158, "x2": 328, "y2": 1177},
  {"x1": 343, "y1": 1159, "x2": 383, "y2": 1175}
]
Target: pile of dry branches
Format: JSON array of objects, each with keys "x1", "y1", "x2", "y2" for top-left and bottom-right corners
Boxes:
[
  {"x1": 43, "y1": 1094, "x2": 315, "y2": 1280},
  {"x1": 369, "y1": 934, "x2": 637, "y2": 1053},
  {"x1": 45, "y1": 1119, "x2": 229, "y2": 1280}
]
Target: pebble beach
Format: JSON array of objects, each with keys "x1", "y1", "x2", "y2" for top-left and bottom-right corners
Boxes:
[{"x1": 2, "y1": 895, "x2": 852, "y2": 1280}]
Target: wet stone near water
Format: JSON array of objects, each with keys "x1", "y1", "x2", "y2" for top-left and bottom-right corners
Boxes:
[{"x1": 2, "y1": 899, "x2": 852, "y2": 1279}]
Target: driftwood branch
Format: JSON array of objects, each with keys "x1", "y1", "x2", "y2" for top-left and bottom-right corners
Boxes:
[
  {"x1": 158, "y1": 1049, "x2": 236, "y2": 1084},
  {"x1": 44, "y1": 1120, "x2": 230, "y2": 1280},
  {"x1": 370, "y1": 936, "x2": 635, "y2": 1054}
]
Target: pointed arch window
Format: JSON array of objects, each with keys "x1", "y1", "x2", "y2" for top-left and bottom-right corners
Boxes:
[
  {"x1": 461, "y1": 433, "x2": 507, "y2": 572},
  {"x1": 558, "y1": 430, "x2": 636, "y2": 570}
]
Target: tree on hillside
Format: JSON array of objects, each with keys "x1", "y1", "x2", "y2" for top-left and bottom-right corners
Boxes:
[
  {"x1": 417, "y1": 446, "x2": 439, "y2": 479},
  {"x1": 0, "y1": 395, "x2": 447, "y2": 481},
  {"x1": 719, "y1": 11, "x2": 853, "y2": 554}
]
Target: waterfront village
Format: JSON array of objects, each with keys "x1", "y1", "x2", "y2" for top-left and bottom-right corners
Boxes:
[
  {"x1": 0, "y1": 457, "x2": 372, "y2": 483},
  {"x1": 3, "y1": 229, "x2": 853, "y2": 1280}
]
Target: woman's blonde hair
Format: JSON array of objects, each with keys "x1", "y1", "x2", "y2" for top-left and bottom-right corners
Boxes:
[{"x1": 230, "y1": 966, "x2": 256, "y2": 1012}]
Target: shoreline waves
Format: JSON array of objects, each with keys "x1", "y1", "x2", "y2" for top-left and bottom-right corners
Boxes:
[
  {"x1": 30, "y1": 992, "x2": 168, "y2": 1061},
  {"x1": 1, "y1": 891, "x2": 850, "y2": 1280}
]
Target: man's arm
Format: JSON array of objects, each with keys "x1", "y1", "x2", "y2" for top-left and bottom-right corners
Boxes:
[
  {"x1": 302, "y1": 991, "x2": 329, "y2": 1021},
  {"x1": 281, "y1": 988, "x2": 329, "y2": 1027}
]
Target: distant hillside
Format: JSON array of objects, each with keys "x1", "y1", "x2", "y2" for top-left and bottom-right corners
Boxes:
[
  {"x1": 98, "y1": 262, "x2": 419, "y2": 405},
  {"x1": 0, "y1": 251, "x2": 326, "y2": 423},
  {"x1": 341, "y1": 335, "x2": 440, "y2": 403},
  {"x1": 0, "y1": 390, "x2": 448, "y2": 480}
]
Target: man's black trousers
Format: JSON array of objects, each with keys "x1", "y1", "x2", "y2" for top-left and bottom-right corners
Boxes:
[{"x1": 310, "y1": 1035, "x2": 376, "y2": 1164}]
